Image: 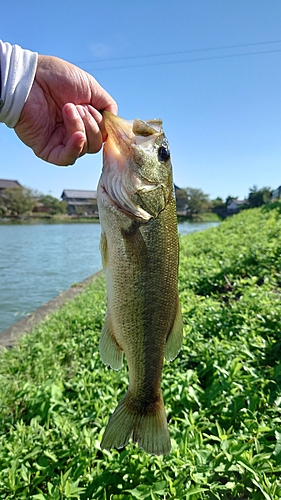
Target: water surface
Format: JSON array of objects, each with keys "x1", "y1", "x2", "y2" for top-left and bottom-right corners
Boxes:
[{"x1": 0, "y1": 221, "x2": 218, "y2": 332}]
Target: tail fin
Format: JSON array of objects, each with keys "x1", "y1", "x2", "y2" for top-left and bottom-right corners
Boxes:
[{"x1": 101, "y1": 392, "x2": 171, "y2": 455}]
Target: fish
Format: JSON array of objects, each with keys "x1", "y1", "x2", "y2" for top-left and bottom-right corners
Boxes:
[{"x1": 97, "y1": 111, "x2": 183, "y2": 455}]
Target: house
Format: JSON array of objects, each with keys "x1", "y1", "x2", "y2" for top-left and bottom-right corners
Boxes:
[
  {"x1": 174, "y1": 185, "x2": 188, "y2": 215},
  {"x1": 0, "y1": 179, "x2": 23, "y2": 195},
  {"x1": 61, "y1": 189, "x2": 98, "y2": 216},
  {"x1": 271, "y1": 186, "x2": 281, "y2": 200},
  {"x1": 0, "y1": 179, "x2": 23, "y2": 214},
  {"x1": 61, "y1": 185, "x2": 189, "y2": 217},
  {"x1": 227, "y1": 199, "x2": 248, "y2": 212}
]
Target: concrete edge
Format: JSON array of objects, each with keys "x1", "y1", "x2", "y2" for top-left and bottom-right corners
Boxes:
[{"x1": 0, "y1": 270, "x2": 104, "y2": 349}]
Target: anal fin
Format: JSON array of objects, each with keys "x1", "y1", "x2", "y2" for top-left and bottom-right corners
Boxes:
[
  {"x1": 165, "y1": 300, "x2": 183, "y2": 361},
  {"x1": 99, "y1": 314, "x2": 123, "y2": 370}
]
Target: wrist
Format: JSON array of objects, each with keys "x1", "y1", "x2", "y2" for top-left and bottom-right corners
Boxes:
[{"x1": 0, "y1": 40, "x2": 38, "y2": 128}]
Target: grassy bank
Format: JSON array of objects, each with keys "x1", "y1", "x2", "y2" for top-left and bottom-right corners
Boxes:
[
  {"x1": 0, "y1": 204, "x2": 281, "y2": 499},
  {"x1": 195, "y1": 212, "x2": 222, "y2": 222},
  {"x1": 177, "y1": 212, "x2": 222, "y2": 223},
  {"x1": 0, "y1": 212, "x2": 221, "y2": 224}
]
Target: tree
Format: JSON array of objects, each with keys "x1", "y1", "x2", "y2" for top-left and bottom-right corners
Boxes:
[
  {"x1": 211, "y1": 197, "x2": 225, "y2": 208},
  {"x1": 225, "y1": 195, "x2": 238, "y2": 206},
  {"x1": 39, "y1": 195, "x2": 67, "y2": 214},
  {"x1": 248, "y1": 185, "x2": 272, "y2": 208},
  {"x1": 2, "y1": 187, "x2": 36, "y2": 216},
  {"x1": 184, "y1": 187, "x2": 211, "y2": 215}
]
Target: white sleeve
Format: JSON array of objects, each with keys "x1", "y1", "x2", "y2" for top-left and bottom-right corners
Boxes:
[{"x1": 0, "y1": 40, "x2": 38, "y2": 128}]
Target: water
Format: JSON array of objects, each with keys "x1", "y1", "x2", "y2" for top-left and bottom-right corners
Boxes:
[
  {"x1": 177, "y1": 220, "x2": 219, "y2": 236},
  {"x1": 0, "y1": 220, "x2": 218, "y2": 332}
]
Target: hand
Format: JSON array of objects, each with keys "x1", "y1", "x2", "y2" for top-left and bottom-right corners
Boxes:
[{"x1": 14, "y1": 54, "x2": 118, "y2": 166}]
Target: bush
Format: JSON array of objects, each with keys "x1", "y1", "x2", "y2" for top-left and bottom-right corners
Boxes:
[{"x1": 0, "y1": 206, "x2": 280, "y2": 498}]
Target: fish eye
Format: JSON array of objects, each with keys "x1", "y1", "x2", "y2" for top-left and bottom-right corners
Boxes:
[{"x1": 158, "y1": 146, "x2": 170, "y2": 162}]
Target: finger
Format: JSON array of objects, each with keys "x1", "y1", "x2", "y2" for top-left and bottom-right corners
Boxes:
[
  {"x1": 63, "y1": 103, "x2": 86, "y2": 137},
  {"x1": 58, "y1": 103, "x2": 87, "y2": 165},
  {"x1": 76, "y1": 105, "x2": 103, "y2": 153},
  {"x1": 45, "y1": 130, "x2": 85, "y2": 166},
  {"x1": 84, "y1": 105, "x2": 107, "y2": 141},
  {"x1": 44, "y1": 104, "x2": 87, "y2": 166}
]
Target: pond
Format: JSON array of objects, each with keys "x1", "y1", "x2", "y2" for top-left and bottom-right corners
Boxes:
[{"x1": 0, "y1": 220, "x2": 219, "y2": 332}]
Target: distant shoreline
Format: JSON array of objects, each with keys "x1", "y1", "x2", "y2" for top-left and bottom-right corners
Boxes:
[
  {"x1": 0, "y1": 216, "x2": 101, "y2": 224},
  {"x1": 0, "y1": 212, "x2": 221, "y2": 224}
]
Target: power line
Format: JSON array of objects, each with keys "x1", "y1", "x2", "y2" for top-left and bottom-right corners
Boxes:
[
  {"x1": 76, "y1": 39, "x2": 281, "y2": 66},
  {"x1": 80, "y1": 47, "x2": 281, "y2": 72}
]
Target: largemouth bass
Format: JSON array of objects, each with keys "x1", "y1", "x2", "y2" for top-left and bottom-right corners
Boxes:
[{"x1": 97, "y1": 111, "x2": 182, "y2": 455}]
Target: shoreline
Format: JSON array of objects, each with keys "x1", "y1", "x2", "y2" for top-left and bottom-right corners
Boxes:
[
  {"x1": 0, "y1": 271, "x2": 103, "y2": 349},
  {"x1": 0, "y1": 217, "x2": 221, "y2": 348},
  {"x1": 0, "y1": 217, "x2": 101, "y2": 224},
  {"x1": 0, "y1": 212, "x2": 221, "y2": 224}
]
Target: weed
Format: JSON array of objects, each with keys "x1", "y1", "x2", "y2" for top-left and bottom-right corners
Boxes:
[{"x1": 0, "y1": 206, "x2": 281, "y2": 498}]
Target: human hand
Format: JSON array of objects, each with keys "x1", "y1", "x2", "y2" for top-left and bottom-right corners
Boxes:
[{"x1": 14, "y1": 54, "x2": 118, "y2": 166}]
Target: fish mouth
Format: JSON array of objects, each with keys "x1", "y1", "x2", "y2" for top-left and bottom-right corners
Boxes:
[
  {"x1": 100, "y1": 111, "x2": 168, "y2": 221},
  {"x1": 102, "y1": 110, "x2": 163, "y2": 153},
  {"x1": 102, "y1": 111, "x2": 134, "y2": 154}
]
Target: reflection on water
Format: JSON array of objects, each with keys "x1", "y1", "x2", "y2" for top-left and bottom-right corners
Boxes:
[{"x1": 0, "y1": 220, "x2": 219, "y2": 332}]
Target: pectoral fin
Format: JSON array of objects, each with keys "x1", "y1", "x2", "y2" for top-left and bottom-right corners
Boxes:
[
  {"x1": 165, "y1": 301, "x2": 183, "y2": 361},
  {"x1": 99, "y1": 313, "x2": 123, "y2": 370}
]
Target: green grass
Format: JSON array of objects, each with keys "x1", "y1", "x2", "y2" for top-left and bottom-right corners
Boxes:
[
  {"x1": 0, "y1": 204, "x2": 281, "y2": 499},
  {"x1": 197, "y1": 212, "x2": 222, "y2": 222},
  {"x1": 177, "y1": 212, "x2": 222, "y2": 223}
]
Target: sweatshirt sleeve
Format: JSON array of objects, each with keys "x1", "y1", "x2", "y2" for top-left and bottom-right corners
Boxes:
[{"x1": 0, "y1": 40, "x2": 38, "y2": 128}]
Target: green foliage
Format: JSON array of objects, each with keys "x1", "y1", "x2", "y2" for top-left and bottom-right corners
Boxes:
[
  {"x1": 248, "y1": 185, "x2": 272, "y2": 208},
  {"x1": 225, "y1": 196, "x2": 238, "y2": 206},
  {"x1": 211, "y1": 197, "x2": 224, "y2": 209},
  {"x1": 196, "y1": 212, "x2": 222, "y2": 222},
  {"x1": 39, "y1": 195, "x2": 68, "y2": 215},
  {"x1": 184, "y1": 188, "x2": 211, "y2": 215},
  {"x1": 2, "y1": 187, "x2": 36, "y2": 216},
  {"x1": 0, "y1": 206, "x2": 281, "y2": 498}
]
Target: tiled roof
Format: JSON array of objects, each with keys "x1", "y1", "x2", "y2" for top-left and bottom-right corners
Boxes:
[
  {"x1": 61, "y1": 189, "x2": 97, "y2": 199},
  {"x1": 0, "y1": 179, "x2": 22, "y2": 189},
  {"x1": 228, "y1": 199, "x2": 248, "y2": 205}
]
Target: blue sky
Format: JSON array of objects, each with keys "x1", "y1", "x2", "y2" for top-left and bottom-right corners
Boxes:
[{"x1": 1, "y1": 0, "x2": 281, "y2": 201}]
